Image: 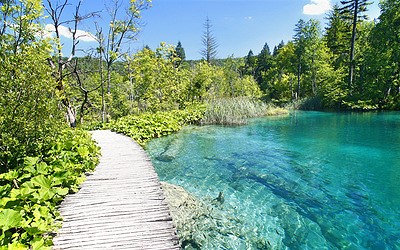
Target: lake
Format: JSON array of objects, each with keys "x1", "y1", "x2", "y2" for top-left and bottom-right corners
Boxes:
[{"x1": 146, "y1": 111, "x2": 400, "y2": 249}]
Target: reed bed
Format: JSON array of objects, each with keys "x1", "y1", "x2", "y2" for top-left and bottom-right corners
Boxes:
[{"x1": 201, "y1": 97, "x2": 288, "y2": 125}]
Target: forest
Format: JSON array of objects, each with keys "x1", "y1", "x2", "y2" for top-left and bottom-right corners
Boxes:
[
  {"x1": 241, "y1": 0, "x2": 399, "y2": 111},
  {"x1": 0, "y1": 0, "x2": 399, "y2": 248}
]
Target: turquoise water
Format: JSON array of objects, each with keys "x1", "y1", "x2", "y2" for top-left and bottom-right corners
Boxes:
[{"x1": 146, "y1": 111, "x2": 400, "y2": 249}]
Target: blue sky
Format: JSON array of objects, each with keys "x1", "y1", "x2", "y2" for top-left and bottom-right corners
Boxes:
[{"x1": 49, "y1": 0, "x2": 381, "y2": 60}]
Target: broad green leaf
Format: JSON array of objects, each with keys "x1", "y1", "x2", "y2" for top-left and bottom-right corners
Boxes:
[
  {"x1": 1, "y1": 170, "x2": 19, "y2": 181},
  {"x1": 31, "y1": 175, "x2": 51, "y2": 189},
  {"x1": 0, "y1": 197, "x2": 16, "y2": 208},
  {"x1": 0, "y1": 209, "x2": 22, "y2": 231},
  {"x1": 36, "y1": 162, "x2": 49, "y2": 175},
  {"x1": 31, "y1": 175, "x2": 55, "y2": 201},
  {"x1": 55, "y1": 187, "x2": 69, "y2": 196},
  {"x1": 24, "y1": 156, "x2": 39, "y2": 168}
]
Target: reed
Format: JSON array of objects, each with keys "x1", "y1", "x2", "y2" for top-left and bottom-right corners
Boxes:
[{"x1": 201, "y1": 97, "x2": 288, "y2": 125}]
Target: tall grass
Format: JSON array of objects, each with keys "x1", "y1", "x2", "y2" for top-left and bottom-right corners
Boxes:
[{"x1": 201, "y1": 97, "x2": 288, "y2": 125}]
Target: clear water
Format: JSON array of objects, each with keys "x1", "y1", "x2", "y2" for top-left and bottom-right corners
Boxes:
[{"x1": 146, "y1": 111, "x2": 400, "y2": 249}]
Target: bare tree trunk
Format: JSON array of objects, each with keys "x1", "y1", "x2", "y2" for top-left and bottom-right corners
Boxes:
[
  {"x1": 107, "y1": 63, "x2": 112, "y2": 94},
  {"x1": 312, "y1": 53, "x2": 317, "y2": 95},
  {"x1": 297, "y1": 63, "x2": 301, "y2": 100},
  {"x1": 349, "y1": 0, "x2": 359, "y2": 89},
  {"x1": 100, "y1": 50, "x2": 106, "y2": 123},
  {"x1": 290, "y1": 76, "x2": 294, "y2": 100},
  {"x1": 66, "y1": 102, "x2": 76, "y2": 127}
]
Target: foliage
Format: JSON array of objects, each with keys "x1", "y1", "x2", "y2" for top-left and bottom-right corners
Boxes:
[
  {"x1": 239, "y1": 0, "x2": 400, "y2": 111},
  {"x1": 201, "y1": 97, "x2": 288, "y2": 126},
  {"x1": 126, "y1": 43, "x2": 190, "y2": 112},
  {"x1": 0, "y1": 0, "x2": 64, "y2": 170},
  {"x1": 364, "y1": 0, "x2": 400, "y2": 109},
  {"x1": 110, "y1": 106, "x2": 206, "y2": 146},
  {"x1": 0, "y1": 129, "x2": 100, "y2": 249}
]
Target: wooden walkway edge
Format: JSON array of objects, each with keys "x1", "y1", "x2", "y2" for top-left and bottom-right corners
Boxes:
[{"x1": 52, "y1": 130, "x2": 180, "y2": 250}]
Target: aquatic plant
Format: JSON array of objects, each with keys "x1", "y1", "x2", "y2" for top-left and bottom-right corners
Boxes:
[{"x1": 201, "y1": 97, "x2": 288, "y2": 125}]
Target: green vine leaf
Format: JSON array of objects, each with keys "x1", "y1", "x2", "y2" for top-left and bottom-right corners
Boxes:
[{"x1": 0, "y1": 209, "x2": 22, "y2": 231}]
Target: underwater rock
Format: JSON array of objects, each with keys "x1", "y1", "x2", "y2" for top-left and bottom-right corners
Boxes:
[
  {"x1": 156, "y1": 135, "x2": 183, "y2": 162},
  {"x1": 161, "y1": 182, "x2": 280, "y2": 249},
  {"x1": 161, "y1": 182, "x2": 210, "y2": 249}
]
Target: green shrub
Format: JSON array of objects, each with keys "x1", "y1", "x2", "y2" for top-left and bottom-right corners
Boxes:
[
  {"x1": 110, "y1": 106, "x2": 206, "y2": 146},
  {"x1": 0, "y1": 129, "x2": 100, "y2": 249}
]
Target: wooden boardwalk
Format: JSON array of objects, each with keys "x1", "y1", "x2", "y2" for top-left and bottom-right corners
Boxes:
[{"x1": 52, "y1": 130, "x2": 180, "y2": 250}]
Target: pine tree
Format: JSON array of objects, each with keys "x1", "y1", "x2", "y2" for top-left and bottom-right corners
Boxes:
[
  {"x1": 244, "y1": 50, "x2": 257, "y2": 76},
  {"x1": 256, "y1": 43, "x2": 273, "y2": 91},
  {"x1": 273, "y1": 41, "x2": 285, "y2": 56},
  {"x1": 200, "y1": 17, "x2": 218, "y2": 63},
  {"x1": 325, "y1": 4, "x2": 351, "y2": 69},
  {"x1": 175, "y1": 41, "x2": 186, "y2": 61},
  {"x1": 339, "y1": 0, "x2": 371, "y2": 88}
]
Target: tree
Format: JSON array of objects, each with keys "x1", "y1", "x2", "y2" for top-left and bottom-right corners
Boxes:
[
  {"x1": 365, "y1": 0, "x2": 400, "y2": 108},
  {"x1": 325, "y1": 4, "x2": 351, "y2": 70},
  {"x1": 293, "y1": 19, "x2": 325, "y2": 99},
  {"x1": 293, "y1": 19, "x2": 307, "y2": 100},
  {"x1": 339, "y1": 0, "x2": 371, "y2": 88},
  {"x1": 243, "y1": 49, "x2": 257, "y2": 77},
  {"x1": 175, "y1": 41, "x2": 186, "y2": 61},
  {"x1": 0, "y1": 0, "x2": 63, "y2": 168},
  {"x1": 44, "y1": 0, "x2": 98, "y2": 127},
  {"x1": 270, "y1": 42, "x2": 297, "y2": 103},
  {"x1": 200, "y1": 17, "x2": 218, "y2": 63},
  {"x1": 273, "y1": 40, "x2": 285, "y2": 56},
  {"x1": 256, "y1": 43, "x2": 273, "y2": 91},
  {"x1": 126, "y1": 43, "x2": 190, "y2": 112},
  {"x1": 97, "y1": 0, "x2": 151, "y2": 121}
]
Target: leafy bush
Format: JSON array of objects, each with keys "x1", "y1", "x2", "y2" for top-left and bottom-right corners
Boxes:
[
  {"x1": 0, "y1": 129, "x2": 100, "y2": 249},
  {"x1": 201, "y1": 97, "x2": 288, "y2": 125},
  {"x1": 110, "y1": 106, "x2": 205, "y2": 146},
  {"x1": 0, "y1": 0, "x2": 66, "y2": 172}
]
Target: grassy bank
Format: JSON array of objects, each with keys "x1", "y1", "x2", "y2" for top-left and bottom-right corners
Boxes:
[{"x1": 106, "y1": 98, "x2": 288, "y2": 147}]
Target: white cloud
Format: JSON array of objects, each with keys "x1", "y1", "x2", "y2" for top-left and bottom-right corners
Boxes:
[
  {"x1": 244, "y1": 16, "x2": 253, "y2": 20},
  {"x1": 303, "y1": 0, "x2": 331, "y2": 15},
  {"x1": 44, "y1": 24, "x2": 97, "y2": 42}
]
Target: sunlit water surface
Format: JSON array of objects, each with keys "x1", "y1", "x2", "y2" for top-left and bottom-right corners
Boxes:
[{"x1": 146, "y1": 111, "x2": 400, "y2": 249}]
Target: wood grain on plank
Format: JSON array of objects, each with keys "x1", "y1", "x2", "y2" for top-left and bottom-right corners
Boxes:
[{"x1": 52, "y1": 130, "x2": 179, "y2": 250}]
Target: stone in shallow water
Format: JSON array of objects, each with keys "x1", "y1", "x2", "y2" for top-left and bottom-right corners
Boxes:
[{"x1": 160, "y1": 182, "x2": 279, "y2": 249}]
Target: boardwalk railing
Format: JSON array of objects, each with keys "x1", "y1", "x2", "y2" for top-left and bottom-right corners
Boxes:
[{"x1": 52, "y1": 130, "x2": 180, "y2": 250}]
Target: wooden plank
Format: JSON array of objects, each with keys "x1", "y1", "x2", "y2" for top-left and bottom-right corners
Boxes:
[{"x1": 52, "y1": 130, "x2": 180, "y2": 250}]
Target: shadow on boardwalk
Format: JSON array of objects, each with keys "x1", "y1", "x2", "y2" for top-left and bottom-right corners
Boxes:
[{"x1": 52, "y1": 130, "x2": 180, "y2": 250}]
